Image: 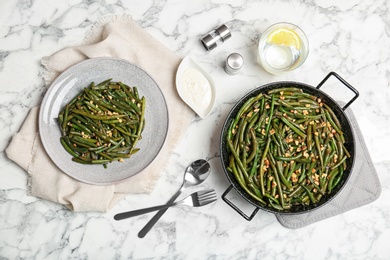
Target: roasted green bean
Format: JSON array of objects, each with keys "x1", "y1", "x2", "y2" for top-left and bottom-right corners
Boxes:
[
  {"x1": 58, "y1": 79, "x2": 145, "y2": 168},
  {"x1": 226, "y1": 87, "x2": 351, "y2": 211}
]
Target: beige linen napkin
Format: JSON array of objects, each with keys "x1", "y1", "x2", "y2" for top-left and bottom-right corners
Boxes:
[{"x1": 5, "y1": 15, "x2": 194, "y2": 212}]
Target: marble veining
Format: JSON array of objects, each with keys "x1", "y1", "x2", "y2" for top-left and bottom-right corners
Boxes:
[{"x1": 1, "y1": 0, "x2": 390, "y2": 259}]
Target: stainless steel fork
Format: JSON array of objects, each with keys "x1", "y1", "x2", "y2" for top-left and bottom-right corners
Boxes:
[{"x1": 114, "y1": 189, "x2": 217, "y2": 221}]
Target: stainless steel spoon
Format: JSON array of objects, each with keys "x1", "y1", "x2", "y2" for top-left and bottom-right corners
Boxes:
[{"x1": 137, "y1": 159, "x2": 211, "y2": 238}]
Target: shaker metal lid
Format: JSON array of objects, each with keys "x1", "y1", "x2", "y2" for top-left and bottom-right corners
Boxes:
[
  {"x1": 201, "y1": 34, "x2": 218, "y2": 51},
  {"x1": 225, "y1": 53, "x2": 243, "y2": 75},
  {"x1": 215, "y1": 24, "x2": 231, "y2": 41},
  {"x1": 201, "y1": 24, "x2": 232, "y2": 51}
]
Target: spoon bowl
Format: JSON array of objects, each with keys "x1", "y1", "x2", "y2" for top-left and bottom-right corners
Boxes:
[{"x1": 183, "y1": 159, "x2": 211, "y2": 188}]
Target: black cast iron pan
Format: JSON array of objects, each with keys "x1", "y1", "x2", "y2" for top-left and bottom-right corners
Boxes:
[{"x1": 220, "y1": 72, "x2": 359, "y2": 220}]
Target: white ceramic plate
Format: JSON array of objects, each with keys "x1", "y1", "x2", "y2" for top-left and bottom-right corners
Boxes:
[
  {"x1": 39, "y1": 58, "x2": 168, "y2": 185},
  {"x1": 176, "y1": 56, "x2": 216, "y2": 118}
]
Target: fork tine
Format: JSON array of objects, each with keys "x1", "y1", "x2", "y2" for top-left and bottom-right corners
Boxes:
[
  {"x1": 198, "y1": 192, "x2": 217, "y2": 201},
  {"x1": 196, "y1": 189, "x2": 214, "y2": 196},
  {"x1": 190, "y1": 189, "x2": 217, "y2": 207},
  {"x1": 198, "y1": 190, "x2": 217, "y2": 205},
  {"x1": 198, "y1": 196, "x2": 217, "y2": 206}
]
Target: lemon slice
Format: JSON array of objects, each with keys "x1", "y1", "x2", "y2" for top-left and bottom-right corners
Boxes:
[{"x1": 267, "y1": 28, "x2": 301, "y2": 49}]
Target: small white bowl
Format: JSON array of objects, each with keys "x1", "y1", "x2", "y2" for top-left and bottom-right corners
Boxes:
[{"x1": 176, "y1": 56, "x2": 216, "y2": 119}]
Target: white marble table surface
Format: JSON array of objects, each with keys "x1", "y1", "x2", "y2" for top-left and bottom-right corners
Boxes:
[{"x1": 1, "y1": 0, "x2": 389, "y2": 259}]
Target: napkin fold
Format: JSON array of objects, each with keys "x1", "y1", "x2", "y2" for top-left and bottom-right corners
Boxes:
[{"x1": 5, "y1": 15, "x2": 194, "y2": 212}]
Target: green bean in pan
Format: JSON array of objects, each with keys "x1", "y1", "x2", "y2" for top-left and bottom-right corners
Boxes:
[
  {"x1": 58, "y1": 79, "x2": 146, "y2": 168},
  {"x1": 226, "y1": 87, "x2": 351, "y2": 211}
]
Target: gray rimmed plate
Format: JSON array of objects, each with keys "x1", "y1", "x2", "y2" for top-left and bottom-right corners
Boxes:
[{"x1": 39, "y1": 57, "x2": 169, "y2": 185}]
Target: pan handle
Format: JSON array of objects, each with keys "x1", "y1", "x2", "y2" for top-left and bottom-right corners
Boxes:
[
  {"x1": 221, "y1": 185, "x2": 260, "y2": 221},
  {"x1": 316, "y1": 71, "x2": 359, "y2": 111}
]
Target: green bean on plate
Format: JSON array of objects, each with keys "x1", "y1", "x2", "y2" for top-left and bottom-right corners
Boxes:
[
  {"x1": 225, "y1": 87, "x2": 351, "y2": 211},
  {"x1": 58, "y1": 79, "x2": 146, "y2": 168}
]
